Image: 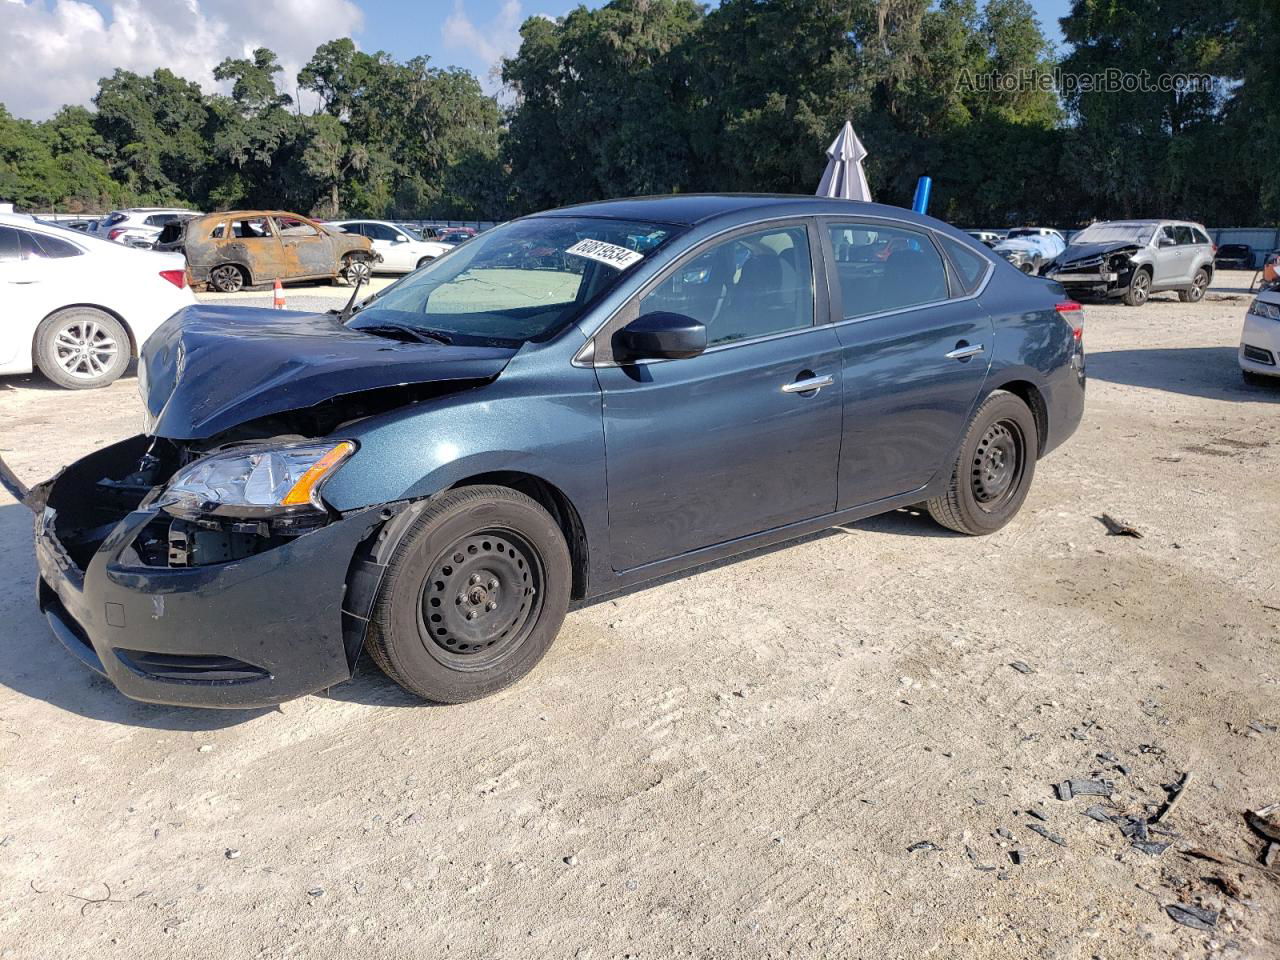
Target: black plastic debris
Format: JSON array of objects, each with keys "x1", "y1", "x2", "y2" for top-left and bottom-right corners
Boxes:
[
  {"x1": 1082, "y1": 805, "x2": 1113, "y2": 823},
  {"x1": 1009, "y1": 849, "x2": 1025, "y2": 865},
  {"x1": 1165, "y1": 903, "x2": 1218, "y2": 932},
  {"x1": 1068, "y1": 778, "x2": 1114, "y2": 797},
  {"x1": 1028, "y1": 808, "x2": 1049, "y2": 822},
  {"x1": 995, "y1": 827, "x2": 1014, "y2": 841},
  {"x1": 1009, "y1": 661, "x2": 1033, "y2": 674},
  {"x1": 1055, "y1": 781, "x2": 1074, "y2": 801},
  {"x1": 1027, "y1": 823, "x2": 1067, "y2": 847},
  {"x1": 907, "y1": 841, "x2": 941, "y2": 853},
  {"x1": 1248, "y1": 721, "x2": 1277, "y2": 735},
  {"x1": 1132, "y1": 839, "x2": 1171, "y2": 857}
]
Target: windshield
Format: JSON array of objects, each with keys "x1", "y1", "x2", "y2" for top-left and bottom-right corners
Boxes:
[
  {"x1": 348, "y1": 216, "x2": 681, "y2": 346},
  {"x1": 396, "y1": 224, "x2": 424, "y2": 241},
  {"x1": 1073, "y1": 223, "x2": 1153, "y2": 245}
]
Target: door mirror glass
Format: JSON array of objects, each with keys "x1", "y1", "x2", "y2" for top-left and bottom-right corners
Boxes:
[
  {"x1": 1159, "y1": 235, "x2": 1176, "y2": 247},
  {"x1": 613, "y1": 311, "x2": 707, "y2": 361}
]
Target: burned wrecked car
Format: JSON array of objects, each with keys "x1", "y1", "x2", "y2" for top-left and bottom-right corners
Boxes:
[
  {"x1": 1046, "y1": 220, "x2": 1215, "y2": 306},
  {"x1": 156, "y1": 211, "x2": 379, "y2": 292},
  {"x1": 9, "y1": 195, "x2": 1085, "y2": 709}
]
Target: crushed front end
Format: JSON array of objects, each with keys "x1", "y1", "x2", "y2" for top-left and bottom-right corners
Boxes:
[
  {"x1": 29, "y1": 435, "x2": 389, "y2": 708},
  {"x1": 1047, "y1": 245, "x2": 1141, "y2": 299}
]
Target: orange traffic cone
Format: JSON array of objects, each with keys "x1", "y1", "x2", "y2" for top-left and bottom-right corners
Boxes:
[{"x1": 272, "y1": 278, "x2": 286, "y2": 310}]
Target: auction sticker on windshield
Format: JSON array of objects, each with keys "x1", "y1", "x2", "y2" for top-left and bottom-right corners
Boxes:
[{"x1": 566, "y1": 239, "x2": 644, "y2": 270}]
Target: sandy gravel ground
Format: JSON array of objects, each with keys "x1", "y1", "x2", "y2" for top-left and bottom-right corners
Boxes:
[{"x1": 0, "y1": 272, "x2": 1277, "y2": 960}]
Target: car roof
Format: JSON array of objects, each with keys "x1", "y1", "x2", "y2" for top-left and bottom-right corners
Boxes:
[{"x1": 537, "y1": 193, "x2": 943, "y2": 229}]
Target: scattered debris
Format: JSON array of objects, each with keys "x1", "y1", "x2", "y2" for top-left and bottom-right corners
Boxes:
[
  {"x1": 1009, "y1": 661, "x2": 1034, "y2": 674},
  {"x1": 1203, "y1": 875, "x2": 1244, "y2": 900},
  {"x1": 995, "y1": 827, "x2": 1014, "y2": 841},
  {"x1": 1068, "y1": 778, "x2": 1114, "y2": 797},
  {"x1": 1026, "y1": 823, "x2": 1067, "y2": 847},
  {"x1": 224, "y1": 849, "x2": 241, "y2": 860},
  {"x1": 563, "y1": 855, "x2": 579, "y2": 866},
  {"x1": 1027, "y1": 808, "x2": 1049, "y2": 822},
  {"x1": 1165, "y1": 902, "x2": 1218, "y2": 932},
  {"x1": 1153, "y1": 771, "x2": 1193, "y2": 824},
  {"x1": 197, "y1": 744, "x2": 214, "y2": 753},
  {"x1": 1132, "y1": 839, "x2": 1172, "y2": 857},
  {"x1": 66, "y1": 882, "x2": 128, "y2": 917},
  {"x1": 964, "y1": 845, "x2": 997, "y2": 871},
  {"x1": 1099, "y1": 514, "x2": 1143, "y2": 538},
  {"x1": 1263, "y1": 843, "x2": 1278, "y2": 868},
  {"x1": 1082, "y1": 805, "x2": 1113, "y2": 823},
  {"x1": 906, "y1": 841, "x2": 941, "y2": 854},
  {"x1": 1055, "y1": 781, "x2": 1073, "y2": 801},
  {"x1": 307, "y1": 887, "x2": 324, "y2": 897},
  {"x1": 1244, "y1": 803, "x2": 1280, "y2": 843},
  {"x1": 1248, "y1": 721, "x2": 1278, "y2": 735},
  {"x1": 1009, "y1": 848, "x2": 1025, "y2": 865}
]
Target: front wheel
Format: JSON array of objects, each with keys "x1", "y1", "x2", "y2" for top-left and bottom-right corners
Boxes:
[
  {"x1": 1123, "y1": 268, "x2": 1151, "y2": 306},
  {"x1": 1179, "y1": 268, "x2": 1210, "y2": 303},
  {"x1": 340, "y1": 254, "x2": 373, "y2": 285},
  {"x1": 366, "y1": 485, "x2": 572, "y2": 703},
  {"x1": 926, "y1": 390, "x2": 1038, "y2": 536},
  {"x1": 208, "y1": 263, "x2": 245, "y2": 293},
  {"x1": 415, "y1": 256, "x2": 436, "y2": 270}
]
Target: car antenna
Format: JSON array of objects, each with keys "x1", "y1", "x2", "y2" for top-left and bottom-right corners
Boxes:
[{"x1": 338, "y1": 271, "x2": 367, "y2": 323}]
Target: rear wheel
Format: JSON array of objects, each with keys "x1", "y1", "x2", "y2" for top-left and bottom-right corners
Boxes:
[
  {"x1": 208, "y1": 263, "x2": 245, "y2": 293},
  {"x1": 34, "y1": 307, "x2": 130, "y2": 390},
  {"x1": 415, "y1": 256, "x2": 435, "y2": 270},
  {"x1": 1179, "y1": 268, "x2": 1210, "y2": 303},
  {"x1": 366, "y1": 485, "x2": 572, "y2": 703},
  {"x1": 1123, "y1": 268, "x2": 1151, "y2": 306},
  {"x1": 926, "y1": 390, "x2": 1038, "y2": 535}
]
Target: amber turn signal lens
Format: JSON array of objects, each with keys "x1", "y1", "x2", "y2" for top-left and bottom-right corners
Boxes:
[{"x1": 280, "y1": 441, "x2": 356, "y2": 507}]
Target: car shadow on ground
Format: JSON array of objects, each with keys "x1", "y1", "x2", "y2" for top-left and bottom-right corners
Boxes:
[
  {"x1": 1088, "y1": 346, "x2": 1280, "y2": 403},
  {"x1": 0, "y1": 503, "x2": 271, "y2": 730}
]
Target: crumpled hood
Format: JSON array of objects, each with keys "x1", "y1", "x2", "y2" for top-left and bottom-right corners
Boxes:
[
  {"x1": 1057, "y1": 241, "x2": 1141, "y2": 266},
  {"x1": 993, "y1": 237, "x2": 1042, "y2": 255},
  {"x1": 139, "y1": 305, "x2": 517, "y2": 439}
]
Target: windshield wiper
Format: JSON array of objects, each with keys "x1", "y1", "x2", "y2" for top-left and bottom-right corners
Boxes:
[{"x1": 353, "y1": 323, "x2": 453, "y2": 345}]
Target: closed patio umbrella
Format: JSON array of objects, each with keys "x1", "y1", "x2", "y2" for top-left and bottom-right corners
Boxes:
[{"x1": 816, "y1": 121, "x2": 871, "y2": 202}]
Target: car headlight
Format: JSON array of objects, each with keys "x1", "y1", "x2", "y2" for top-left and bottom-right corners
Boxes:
[
  {"x1": 156, "y1": 441, "x2": 356, "y2": 518},
  {"x1": 1249, "y1": 298, "x2": 1280, "y2": 321}
]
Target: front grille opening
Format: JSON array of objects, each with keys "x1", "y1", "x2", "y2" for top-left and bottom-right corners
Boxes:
[
  {"x1": 1243, "y1": 344, "x2": 1276, "y2": 366},
  {"x1": 114, "y1": 649, "x2": 272, "y2": 685}
]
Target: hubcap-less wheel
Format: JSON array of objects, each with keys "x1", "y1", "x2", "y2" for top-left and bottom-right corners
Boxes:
[
  {"x1": 1129, "y1": 272, "x2": 1150, "y2": 305},
  {"x1": 972, "y1": 420, "x2": 1025, "y2": 512},
  {"x1": 210, "y1": 264, "x2": 244, "y2": 292},
  {"x1": 1189, "y1": 270, "x2": 1208, "y2": 302},
  {"x1": 52, "y1": 318, "x2": 118, "y2": 382},
  {"x1": 343, "y1": 257, "x2": 372, "y2": 284},
  {"x1": 419, "y1": 529, "x2": 544, "y2": 669}
]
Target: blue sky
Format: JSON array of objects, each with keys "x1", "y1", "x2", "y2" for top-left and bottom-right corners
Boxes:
[{"x1": 1, "y1": 0, "x2": 1076, "y2": 120}]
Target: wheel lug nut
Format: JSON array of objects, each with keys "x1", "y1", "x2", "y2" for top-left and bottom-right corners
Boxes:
[
  {"x1": 487, "y1": 579, "x2": 498, "y2": 590},
  {"x1": 466, "y1": 611, "x2": 476, "y2": 621},
  {"x1": 469, "y1": 574, "x2": 481, "y2": 585},
  {"x1": 485, "y1": 601, "x2": 497, "y2": 612}
]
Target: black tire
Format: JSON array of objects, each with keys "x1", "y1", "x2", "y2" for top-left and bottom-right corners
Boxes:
[
  {"x1": 415, "y1": 256, "x2": 435, "y2": 270},
  {"x1": 1123, "y1": 268, "x2": 1151, "y2": 307},
  {"x1": 366, "y1": 485, "x2": 572, "y2": 703},
  {"x1": 208, "y1": 263, "x2": 246, "y2": 293},
  {"x1": 33, "y1": 307, "x2": 130, "y2": 390},
  {"x1": 1179, "y1": 268, "x2": 1210, "y2": 303},
  {"x1": 926, "y1": 390, "x2": 1038, "y2": 536}
]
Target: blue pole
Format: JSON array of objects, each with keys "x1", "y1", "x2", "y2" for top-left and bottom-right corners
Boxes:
[{"x1": 912, "y1": 176, "x2": 932, "y2": 215}]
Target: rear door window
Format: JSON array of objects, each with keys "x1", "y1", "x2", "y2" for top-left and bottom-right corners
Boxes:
[
  {"x1": 227, "y1": 216, "x2": 274, "y2": 240},
  {"x1": 828, "y1": 223, "x2": 950, "y2": 319},
  {"x1": 0, "y1": 227, "x2": 20, "y2": 262},
  {"x1": 23, "y1": 230, "x2": 82, "y2": 258},
  {"x1": 1174, "y1": 226, "x2": 1195, "y2": 245},
  {"x1": 1192, "y1": 228, "x2": 1211, "y2": 246}
]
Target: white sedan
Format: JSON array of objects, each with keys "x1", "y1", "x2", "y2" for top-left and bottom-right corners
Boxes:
[
  {"x1": 0, "y1": 213, "x2": 196, "y2": 389},
  {"x1": 1241, "y1": 288, "x2": 1280, "y2": 386},
  {"x1": 328, "y1": 220, "x2": 453, "y2": 273}
]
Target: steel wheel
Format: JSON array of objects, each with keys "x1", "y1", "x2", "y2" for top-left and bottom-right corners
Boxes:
[
  {"x1": 209, "y1": 264, "x2": 244, "y2": 292},
  {"x1": 418, "y1": 529, "x2": 545, "y2": 670},
  {"x1": 970, "y1": 419, "x2": 1026, "y2": 514}
]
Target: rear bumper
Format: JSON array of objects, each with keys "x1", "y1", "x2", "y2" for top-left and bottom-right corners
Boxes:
[{"x1": 33, "y1": 495, "x2": 384, "y2": 709}]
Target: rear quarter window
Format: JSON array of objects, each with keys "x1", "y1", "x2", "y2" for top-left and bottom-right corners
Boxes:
[{"x1": 937, "y1": 234, "x2": 990, "y2": 296}]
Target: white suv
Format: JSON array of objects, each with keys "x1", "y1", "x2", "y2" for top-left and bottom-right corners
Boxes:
[
  {"x1": 329, "y1": 220, "x2": 454, "y2": 273},
  {"x1": 88, "y1": 208, "x2": 198, "y2": 249}
]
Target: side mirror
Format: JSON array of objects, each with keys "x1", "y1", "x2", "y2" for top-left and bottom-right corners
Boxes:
[
  {"x1": 393, "y1": 235, "x2": 409, "y2": 243},
  {"x1": 1159, "y1": 236, "x2": 1176, "y2": 247},
  {"x1": 613, "y1": 311, "x2": 707, "y2": 361}
]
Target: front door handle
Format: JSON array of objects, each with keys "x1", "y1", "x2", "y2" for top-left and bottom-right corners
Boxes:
[
  {"x1": 945, "y1": 342, "x2": 985, "y2": 361},
  {"x1": 781, "y1": 374, "x2": 834, "y2": 394}
]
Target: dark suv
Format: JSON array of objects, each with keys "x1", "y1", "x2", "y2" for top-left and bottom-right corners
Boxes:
[{"x1": 11, "y1": 195, "x2": 1086, "y2": 708}]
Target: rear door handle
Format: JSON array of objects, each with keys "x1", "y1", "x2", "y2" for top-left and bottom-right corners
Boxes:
[
  {"x1": 781, "y1": 374, "x2": 834, "y2": 394},
  {"x1": 945, "y1": 342, "x2": 985, "y2": 361}
]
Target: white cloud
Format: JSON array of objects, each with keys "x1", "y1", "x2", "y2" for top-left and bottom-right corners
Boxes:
[
  {"x1": 440, "y1": 0, "x2": 524, "y2": 90},
  {"x1": 0, "y1": 0, "x2": 364, "y2": 120}
]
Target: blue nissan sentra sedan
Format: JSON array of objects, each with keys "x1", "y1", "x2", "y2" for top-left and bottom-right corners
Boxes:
[{"x1": 12, "y1": 195, "x2": 1086, "y2": 707}]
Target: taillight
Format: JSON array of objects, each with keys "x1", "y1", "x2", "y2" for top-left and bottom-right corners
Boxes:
[
  {"x1": 159, "y1": 269, "x2": 188, "y2": 289},
  {"x1": 107, "y1": 228, "x2": 125, "y2": 241},
  {"x1": 1056, "y1": 300, "x2": 1084, "y2": 340}
]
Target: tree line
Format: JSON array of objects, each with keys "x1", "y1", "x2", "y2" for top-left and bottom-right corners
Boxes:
[{"x1": 1, "y1": 0, "x2": 1276, "y2": 227}]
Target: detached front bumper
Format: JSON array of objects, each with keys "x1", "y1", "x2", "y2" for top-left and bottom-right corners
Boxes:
[{"x1": 28, "y1": 440, "x2": 386, "y2": 708}]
